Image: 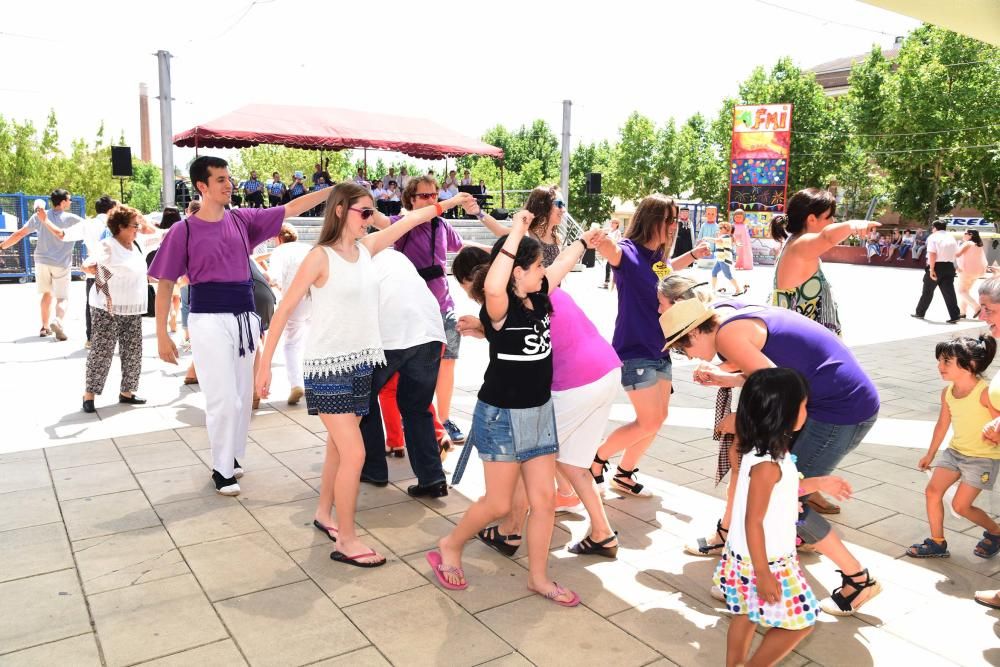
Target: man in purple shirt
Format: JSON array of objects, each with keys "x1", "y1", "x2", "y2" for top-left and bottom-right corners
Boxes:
[
  {"x1": 149, "y1": 156, "x2": 330, "y2": 496},
  {"x1": 373, "y1": 175, "x2": 491, "y2": 444}
]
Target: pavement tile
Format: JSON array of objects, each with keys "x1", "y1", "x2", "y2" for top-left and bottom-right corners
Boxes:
[
  {"x1": 292, "y1": 536, "x2": 425, "y2": 607},
  {"x1": 60, "y1": 489, "x2": 160, "y2": 541},
  {"x1": 139, "y1": 639, "x2": 247, "y2": 666},
  {"x1": 825, "y1": 497, "x2": 899, "y2": 530},
  {"x1": 273, "y1": 445, "x2": 326, "y2": 479},
  {"x1": 246, "y1": 410, "x2": 296, "y2": 431},
  {"x1": 395, "y1": 477, "x2": 474, "y2": 515},
  {"x1": 193, "y1": 441, "x2": 283, "y2": 471},
  {"x1": 843, "y1": 459, "x2": 929, "y2": 494},
  {"x1": 181, "y1": 530, "x2": 305, "y2": 601},
  {"x1": 854, "y1": 482, "x2": 975, "y2": 533},
  {"x1": 860, "y1": 513, "x2": 1000, "y2": 576},
  {"x1": 154, "y1": 493, "x2": 261, "y2": 547},
  {"x1": 0, "y1": 459, "x2": 51, "y2": 494},
  {"x1": 0, "y1": 569, "x2": 91, "y2": 654},
  {"x1": 0, "y1": 634, "x2": 101, "y2": 666},
  {"x1": 51, "y1": 460, "x2": 137, "y2": 501},
  {"x1": 0, "y1": 523, "x2": 73, "y2": 583},
  {"x1": 794, "y1": 615, "x2": 957, "y2": 666},
  {"x1": 44, "y1": 439, "x2": 120, "y2": 470},
  {"x1": 309, "y1": 646, "x2": 391, "y2": 667},
  {"x1": 406, "y1": 541, "x2": 531, "y2": 614},
  {"x1": 119, "y1": 440, "x2": 201, "y2": 474},
  {"x1": 113, "y1": 429, "x2": 181, "y2": 448},
  {"x1": 248, "y1": 424, "x2": 322, "y2": 453},
  {"x1": 247, "y1": 497, "x2": 366, "y2": 552},
  {"x1": 345, "y1": 586, "x2": 511, "y2": 667},
  {"x1": 475, "y1": 653, "x2": 535, "y2": 667},
  {"x1": 607, "y1": 590, "x2": 728, "y2": 667},
  {"x1": 73, "y1": 525, "x2": 187, "y2": 595},
  {"x1": 135, "y1": 464, "x2": 215, "y2": 506},
  {"x1": 480, "y1": 594, "x2": 658, "y2": 666},
  {"x1": 88, "y1": 573, "x2": 228, "y2": 667},
  {"x1": 356, "y1": 500, "x2": 458, "y2": 556},
  {"x1": 0, "y1": 449, "x2": 44, "y2": 464},
  {"x1": 216, "y1": 580, "x2": 369, "y2": 666},
  {"x1": 235, "y1": 466, "x2": 317, "y2": 509},
  {"x1": 0, "y1": 486, "x2": 61, "y2": 532}
]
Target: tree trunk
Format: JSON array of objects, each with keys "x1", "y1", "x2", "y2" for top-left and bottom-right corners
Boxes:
[{"x1": 928, "y1": 158, "x2": 942, "y2": 224}]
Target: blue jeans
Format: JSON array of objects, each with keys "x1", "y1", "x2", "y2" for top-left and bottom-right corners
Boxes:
[
  {"x1": 620, "y1": 357, "x2": 672, "y2": 391},
  {"x1": 794, "y1": 412, "x2": 878, "y2": 543},
  {"x1": 360, "y1": 341, "x2": 444, "y2": 486}
]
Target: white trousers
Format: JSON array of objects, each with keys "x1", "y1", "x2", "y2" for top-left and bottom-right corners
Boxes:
[
  {"x1": 189, "y1": 312, "x2": 260, "y2": 478},
  {"x1": 283, "y1": 317, "x2": 309, "y2": 389}
]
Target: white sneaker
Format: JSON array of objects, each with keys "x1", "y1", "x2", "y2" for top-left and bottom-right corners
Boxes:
[{"x1": 50, "y1": 320, "x2": 67, "y2": 341}]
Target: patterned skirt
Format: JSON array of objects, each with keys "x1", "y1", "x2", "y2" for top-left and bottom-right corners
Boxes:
[{"x1": 713, "y1": 550, "x2": 819, "y2": 630}]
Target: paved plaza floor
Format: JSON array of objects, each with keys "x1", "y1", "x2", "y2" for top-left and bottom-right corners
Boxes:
[{"x1": 0, "y1": 262, "x2": 998, "y2": 666}]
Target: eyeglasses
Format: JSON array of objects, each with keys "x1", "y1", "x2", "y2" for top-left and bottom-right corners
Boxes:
[
  {"x1": 349, "y1": 207, "x2": 376, "y2": 220},
  {"x1": 554, "y1": 200, "x2": 565, "y2": 209},
  {"x1": 414, "y1": 193, "x2": 437, "y2": 200}
]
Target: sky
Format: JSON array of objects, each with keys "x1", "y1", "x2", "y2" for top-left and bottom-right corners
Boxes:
[{"x1": 0, "y1": 0, "x2": 920, "y2": 173}]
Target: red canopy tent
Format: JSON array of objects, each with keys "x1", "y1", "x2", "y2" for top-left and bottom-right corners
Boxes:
[{"x1": 173, "y1": 103, "x2": 503, "y2": 160}]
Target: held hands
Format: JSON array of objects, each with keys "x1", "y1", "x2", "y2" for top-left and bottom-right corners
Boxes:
[
  {"x1": 255, "y1": 366, "x2": 272, "y2": 400},
  {"x1": 812, "y1": 475, "x2": 853, "y2": 502},
  {"x1": 850, "y1": 220, "x2": 881, "y2": 234},
  {"x1": 581, "y1": 228, "x2": 606, "y2": 248},
  {"x1": 691, "y1": 241, "x2": 712, "y2": 259},
  {"x1": 157, "y1": 334, "x2": 179, "y2": 365},
  {"x1": 36, "y1": 207, "x2": 47, "y2": 224},
  {"x1": 465, "y1": 199, "x2": 482, "y2": 216},
  {"x1": 512, "y1": 209, "x2": 534, "y2": 232},
  {"x1": 692, "y1": 362, "x2": 728, "y2": 387},
  {"x1": 443, "y1": 192, "x2": 475, "y2": 211},
  {"x1": 756, "y1": 571, "x2": 782, "y2": 605},
  {"x1": 456, "y1": 314, "x2": 485, "y2": 339},
  {"x1": 983, "y1": 416, "x2": 1000, "y2": 443},
  {"x1": 917, "y1": 453, "x2": 935, "y2": 471}
]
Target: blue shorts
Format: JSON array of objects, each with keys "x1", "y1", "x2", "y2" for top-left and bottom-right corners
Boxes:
[
  {"x1": 304, "y1": 364, "x2": 374, "y2": 416},
  {"x1": 442, "y1": 310, "x2": 460, "y2": 360},
  {"x1": 469, "y1": 399, "x2": 559, "y2": 463},
  {"x1": 620, "y1": 357, "x2": 672, "y2": 391},
  {"x1": 712, "y1": 261, "x2": 734, "y2": 280}
]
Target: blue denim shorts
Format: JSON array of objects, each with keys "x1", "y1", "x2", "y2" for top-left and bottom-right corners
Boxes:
[
  {"x1": 469, "y1": 399, "x2": 559, "y2": 463},
  {"x1": 620, "y1": 357, "x2": 673, "y2": 391},
  {"x1": 442, "y1": 310, "x2": 460, "y2": 360},
  {"x1": 304, "y1": 364, "x2": 374, "y2": 416}
]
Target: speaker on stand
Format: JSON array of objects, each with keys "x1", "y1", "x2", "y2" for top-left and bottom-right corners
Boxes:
[{"x1": 111, "y1": 146, "x2": 133, "y2": 203}]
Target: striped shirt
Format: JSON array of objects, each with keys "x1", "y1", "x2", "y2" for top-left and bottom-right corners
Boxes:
[
  {"x1": 267, "y1": 181, "x2": 286, "y2": 196},
  {"x1": 243, "y1": 178, "x2": 263, "y2": 194}
]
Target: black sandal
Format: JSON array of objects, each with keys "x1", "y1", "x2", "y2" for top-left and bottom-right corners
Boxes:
[
  {"x1": 477, "y1": 525, "x2": 521, "y2": 557},
  {"x1": 821, "y1": 568, "x2": 882, "y2": 616},
  {"x1": 591, "y1": 455, "x2": 609, "y2": 484},
  {"x1": 568, "y1": 531, "x2": 619, "y2": 559},
  {"x1": 612, "y1": 466, "x2": 651, "y2": 497},
  {"x1": 696, "y1": 519, "x2": 728, "y2": 556}
]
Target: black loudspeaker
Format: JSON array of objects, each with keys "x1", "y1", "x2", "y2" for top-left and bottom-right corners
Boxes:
[
  {"x1": 582, "y1": 248, "x2": 597, "y2": 268},
  {"x1": 586, "y1": 172, "x2": 602, "y2": 195},
  {"x1": 111, "y1": 146, "x2": 133, "y2": 178}
]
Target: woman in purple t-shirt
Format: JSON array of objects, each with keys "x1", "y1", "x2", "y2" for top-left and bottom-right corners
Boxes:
[
  {"x1": 590, "y1": 195, "x2": 711, "y2": 496},
  {"x1": 659, "y1": 295, "x2": 883, "y2": 617}
]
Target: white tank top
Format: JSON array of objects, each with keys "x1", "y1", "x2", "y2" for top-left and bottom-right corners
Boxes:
[
  {"x1": 303, "y1": 244, "x2": 385, "y2": 377},
  {"x1": 726, "y1": 450, "x2": 800, "y2": 561}
]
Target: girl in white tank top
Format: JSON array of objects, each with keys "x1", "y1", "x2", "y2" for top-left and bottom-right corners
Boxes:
[{"x1": 256, "y1": 183, "x2": 473, "y2": 567}]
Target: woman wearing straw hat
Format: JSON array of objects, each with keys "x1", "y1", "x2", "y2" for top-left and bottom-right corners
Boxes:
[{"x1": 658, "y1": 292, "x2": 883, "y2": 616}]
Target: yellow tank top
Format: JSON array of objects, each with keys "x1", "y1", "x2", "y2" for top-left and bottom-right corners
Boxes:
[{"x1": 946, "y1": 380, "x2": 1000, "y2": 459}]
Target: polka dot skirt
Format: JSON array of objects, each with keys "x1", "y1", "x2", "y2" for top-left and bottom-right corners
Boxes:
[{"x1": 713, "y1": 550, "x2": 819, "y2": 630}]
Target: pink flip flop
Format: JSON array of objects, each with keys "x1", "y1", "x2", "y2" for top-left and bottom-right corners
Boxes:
[
  {"x1": 426, "y1": 550, "x2": 467, "y2": 590},
  {"x1": 531, "y1": 583, "x2": 581, "y2": 607}
]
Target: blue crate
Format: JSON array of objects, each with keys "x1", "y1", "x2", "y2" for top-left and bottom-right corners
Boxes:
[{"x1": 0, "y1": 193, "x2": 87, "y2": 280}]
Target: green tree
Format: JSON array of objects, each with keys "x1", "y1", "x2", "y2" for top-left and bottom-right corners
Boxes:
[
  {"x1": 608, "y1": 112, "x2": 660, "y2": 203},
  {"x1": 676, "y1": 113, "x2": 728, "y2": 205},
  {"x1": 233, "y1": 145, "x2": 351, "y2": 184},
  {"x1": 847, "y1": 26, "x2": 1000, "y2": 222},
  {"x1": 568, "y1": 141, "x2": 614, "y2": 226},
  {"x1": 128, "y1": 162, "x2": 163, "y2": 214}
]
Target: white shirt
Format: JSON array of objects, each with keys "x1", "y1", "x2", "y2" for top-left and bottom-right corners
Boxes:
[
  {"x1": 726, "y1": 451, "x2": 800, "y2": 560},
  {"x1": 926, "y1": 230, "x2": 958, "y2": 264},
  {"x1": 268, "y1": 241, "x2": 312, "y2": 322},
  {"x1": 372, "y1": 249, "x2": 446, "y2": 350},
  {"x1": 88, "y1": 237, "x2": 148, "y2": 315}
]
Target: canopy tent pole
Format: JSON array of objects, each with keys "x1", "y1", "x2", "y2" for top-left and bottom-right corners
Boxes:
[
  {"x1": 363, "y1": 148, "x2": 368, "y2": 178},
  {"x1": 500, "y1": 160, "x2": 505, "y2": 209}
]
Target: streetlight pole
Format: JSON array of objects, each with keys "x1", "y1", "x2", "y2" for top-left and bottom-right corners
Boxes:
[{"x1": 157, "y1": 50, "x2": 175, "y2": 207}]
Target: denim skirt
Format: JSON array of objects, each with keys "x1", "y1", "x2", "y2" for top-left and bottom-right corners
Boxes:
[{"x1": 469, "y1": 398, "x2": 559, "y2": 464}]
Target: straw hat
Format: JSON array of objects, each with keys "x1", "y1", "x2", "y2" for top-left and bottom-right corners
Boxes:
[{"x1": 659, "y1": 298, "x2": 715, "y2": 351}]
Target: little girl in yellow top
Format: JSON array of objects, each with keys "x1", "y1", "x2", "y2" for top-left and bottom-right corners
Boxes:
[{"x1": 909, "y1": 335, "x2": 1000, "y2": 559}]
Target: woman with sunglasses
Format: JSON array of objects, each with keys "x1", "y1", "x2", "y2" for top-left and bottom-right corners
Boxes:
[
  {"x1": 255, "y1": 182, "x2": 472, "y2": 567},
  {"x1": 588, "y1": 194, "x2": 712, "y2": 496}
]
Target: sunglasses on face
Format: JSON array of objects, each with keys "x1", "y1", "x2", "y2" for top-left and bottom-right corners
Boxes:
[
  {"x1": 554, "y1": 200, "x2": 565, "y2": 209},
  {"x1": 349, "y1": 207, "x2": 376, "y2": 220},
  {"x1": 414, "y1": 193, "x2": 437, "y2": 200}
]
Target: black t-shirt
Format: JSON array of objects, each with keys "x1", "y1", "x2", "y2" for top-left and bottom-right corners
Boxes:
[
  {"x1": 477, "y1": 279, "x2": 553, "y2": 409},
  {"x1": 672, "y1": 221, "x2": 694, "y2": 258}
]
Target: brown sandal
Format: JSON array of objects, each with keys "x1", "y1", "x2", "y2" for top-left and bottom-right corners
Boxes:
[{"x1": 806, "y1": 494, "x2": 840, "y2": 514}]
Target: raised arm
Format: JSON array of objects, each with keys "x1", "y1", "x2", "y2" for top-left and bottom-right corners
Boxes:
[
  {"x1": 671, "y1": 241, "x2": 712, "y2": 270},
  {"x1": 544, "y1": 228, "x2": 605, "y2": 288},
  {"x1": 0, "y1": 224, "x2": 32, "y2": 250},
  {"x1": 361, "y1": 193, "x2": 474, "y2": 256},
  {"x1": 283, "y1": 188, "x2": 333, "y2": 218},
  {"x1": 464, "y1": 199, "x2": 509, "y2": 237},
  {"x1": 595, "y1": 234, "x2": 623, "y2": 267},
  {"x1": 786, "y1": 220, "x2": 880, "y2": 259},
  {"x1": 484, "y1": 210, "x2": 532, "y2": 326}
]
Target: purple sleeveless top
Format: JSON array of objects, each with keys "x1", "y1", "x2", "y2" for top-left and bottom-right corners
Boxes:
[{"x1": 718, "y1": 305, "x2": 879, "y2": 425}]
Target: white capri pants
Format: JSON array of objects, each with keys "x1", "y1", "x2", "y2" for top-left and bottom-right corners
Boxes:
[{"x1": 552, "y1": 367, "x2": 621, "y2": 468}]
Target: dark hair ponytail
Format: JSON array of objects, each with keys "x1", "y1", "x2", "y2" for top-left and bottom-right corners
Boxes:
[
  {"x1": 935, "y1": 335, "x2": 997, "y2": 376},
  {"x1": 771, "y1": 188, "x2": 836, "y2": 243},
  {"x1": 736, "y1": 368, "x2": 809, "y2": 459},
  {"x1": 470, "y1": 234, "x2": 552, "y2": 319},
  {"x1": 452, "y1": 246, "x2": 491, "y2": 304}
]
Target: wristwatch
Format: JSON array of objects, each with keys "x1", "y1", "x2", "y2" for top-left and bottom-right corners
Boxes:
[{"x1": 476, "y1": 211, "x2": 486, "y2": 220}]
